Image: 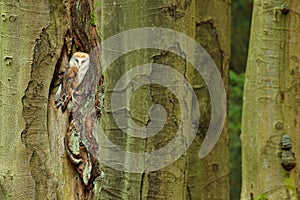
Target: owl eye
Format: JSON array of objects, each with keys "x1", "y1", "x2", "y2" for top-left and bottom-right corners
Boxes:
[
  {"x1": 82, "y1": 60, "x2": 86, "y2": 64},
  {"x1": 75, "y1": 58, "x2": 79, "y2": 63}
]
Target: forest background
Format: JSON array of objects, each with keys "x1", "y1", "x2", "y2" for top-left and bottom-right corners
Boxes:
[{"x1": 229, "y1": 0, "x2": 252, "y2": 199}]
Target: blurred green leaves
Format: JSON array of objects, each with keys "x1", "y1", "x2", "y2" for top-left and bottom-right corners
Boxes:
[{"x1": 229, "y1": 70, "x2": 245, "y2": 200}]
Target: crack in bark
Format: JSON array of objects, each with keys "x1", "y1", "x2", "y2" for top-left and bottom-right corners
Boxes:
[{"x1": 139, "y1": 172, "x2": 145, "y2": 200}]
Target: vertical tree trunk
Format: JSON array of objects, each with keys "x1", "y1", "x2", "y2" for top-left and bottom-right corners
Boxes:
[
  {"x1": 0, "y1": 1, "x2": 67, "y2": 199},
  {"x1": 241, "y1": 1, "x2": 300, "y2": 199},
  {"x1": 99, "y1": 1, "x2": 196, "y2": 199},
  {"x1": 0, "y1": 0, "x2": 99, "y2": 199},
  {"x1": 186, "y1": 0, "x2": 230, "y2": 199},
  {"x1": 99, "y1": 0, "x2": 229, "y2": 199}
]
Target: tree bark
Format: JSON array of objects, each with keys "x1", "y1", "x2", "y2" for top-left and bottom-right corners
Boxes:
[
  {"x1": 241, "y1": 0, "x2": 300, "y2": 199},
  {"x1": 0, "y1": 0, "x2": 99, "y2": 199},
  {"x1": 186, "y1": 0, "x2": 230, "y2": 199},
  {"x1": 99, "y1": 0, "x2": 230, "y2": 199},
  {"x1": 99, "y1": 1, "x2": 196, "y2": 199}
]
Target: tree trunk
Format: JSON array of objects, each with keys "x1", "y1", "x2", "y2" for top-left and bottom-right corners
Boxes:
[
  {"x1": 241, "y1": 0, "x2": 300, "y2": 199},
  {"x1": 0, "y1": 0, "x2": 100, "y2": 199},
  {"x1": 99, "y1": 1, "x2": 196, "y2": 199},
  {"x1": 98, "y1": 0, "x2": 229, "y2": 199},
  {"x1": 186, "y1": 0, "x2": 230, "y2": 199}
]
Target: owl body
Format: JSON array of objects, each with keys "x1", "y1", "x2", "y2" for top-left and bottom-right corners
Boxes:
[
  {"x1": 55, "y1": 51, "x2": 102, "y2": 186},
  {"x1": 55, "y1": 52, "x2": 90, "y2": 110}
]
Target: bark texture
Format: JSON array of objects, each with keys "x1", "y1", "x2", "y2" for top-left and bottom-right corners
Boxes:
[
  {"x1": 98, "y1": 0, "x2": 230, "y2": 199},
  {"x1": 241, "y1": 0, "x2": 300, "y2": 199},
  {"x1": 0, "y1": 0, "x2": 99, "y2": 199},
  {"x1": 186, "y1": 0, "x2": 230, "y2": 199},
  {"x1": 99, "y1": 1, "x2": 195, "y2": 199}
]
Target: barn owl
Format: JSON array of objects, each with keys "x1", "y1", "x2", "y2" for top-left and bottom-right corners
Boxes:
[
  {"x1": 55, "y1": 52, "x2": 90, "y2": 110},
  {"x1": 55, "y1": 51, "x2": 102, "y2": 186}
]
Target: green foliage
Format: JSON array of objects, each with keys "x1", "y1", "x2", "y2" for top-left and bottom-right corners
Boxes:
[
  {"x1": 229, "y1": 70, "x2": 244, "y2": 133},
  {"x1": 230, "y1": 0, "x2": 252, "y2": 198},
  {"x1": 257, "y1": 194, "x2": 268, "y2": 200},
  {"x1": 229, "y1": 70, "x2": 244, "y2": 200},
  {"x1": 90, "y1": 11, "x2": 96, "y2": 26}
]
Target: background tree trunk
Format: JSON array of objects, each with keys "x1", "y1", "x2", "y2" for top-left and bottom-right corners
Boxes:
[
  {"x1": 186, "y1": 0, "x2": 230, "y2": 199},
  {"x1": 98, "y1": 0, "x2": 230, "y2": 199},
  {"x1": 99, "y1": 1, "x2": 196, "y2": 199},
  {"x1": 241, "y1": 0, "x2": 300, "y2": 199},
  {"x1": 0, "y1": 0, "x2": 99, "y2": 199}
]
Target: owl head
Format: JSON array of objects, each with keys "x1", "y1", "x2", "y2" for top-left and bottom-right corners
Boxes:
[
  {"x1": 70, "y1": 52, "x2": 90, "y2": 70},
  {"x1": 70, "y1": 52, "x2": 90, "y2": 85}
]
